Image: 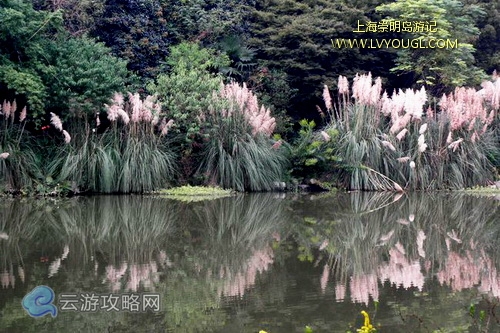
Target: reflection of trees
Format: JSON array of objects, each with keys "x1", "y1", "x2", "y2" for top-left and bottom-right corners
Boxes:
[{"x1": 0, "y1": 194, "x2": 291, "y2": 332}]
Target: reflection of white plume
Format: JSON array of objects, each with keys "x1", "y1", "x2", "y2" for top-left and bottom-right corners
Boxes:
[
  {"x1": 379, "y1": 246, "x2": 424, "y2": 291},
  {"x1": 478, "y1": 252, "x2": 500, "y2": 297},
  {"x1": 436, "y1": 249, "x2": 500, "y2": 297},
  {"x1": 104, "y1": 261, "x2": 159, "y2": 292},
  {"x1": 1, "y1": 267, "x2": 16, "y2": 289},
  {"x1": 335, "y1": 282, "x2": 346, "y2": 301},
  {"x1": 105, "y1": 262, "x2": 128, "y2": 292},
  {"x1": 350, "y1": 274, "x2": 379, "y2": 305},
  {"x1": 394, "y1": 241, "x2": 406, "y2": 255},
  {"x1": 416, "y1": 230, "x2": 426, "y2": 258},
  {"x1": 378, "y1": 230, "x2": 394, "y2": 245},
  {"x1": 157, "y1": 250, "x2": 172, "y2": 268},
  {"x1": 1, "y1": 270, "x2": 9, "y2": 289},
  {"x1": 48, "y1": 244, "x2": 70, "y2": 278},
  {"x1": 396, "y1": 218, "x2": 410, "y2": 225},
  {"x1": 446, "y1": 229, "x2": 462, "y2": 244},
  {"x1": 62, "y1": 245, "x2": 70, "y2": 260},
  {"x1": 18, "y1": 266, "x2": 24, "y2": 283},
  {"x1": 336, "y1": 241, "x2": 425, "y2": 305},
  {"x1": 48, "y1": 259, "x2": 61, "y2": 278},
  {"x1": 320, "y1": 264, "x2": 330, "y2": 293},
  {"x1": 338, "y1": 234, "x2": 500, "y2": 305},
  {"x1": 438, "y1": 251, "x2": 480, "y2": 291},
  {"x1": 219, "y1": 246, "x2": 274, "y2": 298}
]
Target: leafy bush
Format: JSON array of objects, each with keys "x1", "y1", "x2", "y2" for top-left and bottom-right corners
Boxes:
[
  {"x1": 0, "y1": 1, "x2": 130, "y2": 122},
  {"x1": 40, "y1": 36, "x2": 130, "y2": 119},
  {"x1": 287, "y1": 119, "x2": 339, "y2": 182},
  {"x1": 148, "y1": 42, "x2": 229, "y2": 143}
]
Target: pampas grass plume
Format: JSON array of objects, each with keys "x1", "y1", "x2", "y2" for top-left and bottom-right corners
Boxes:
[
  {"x1": 50, "y1": 112, "x2": 63, "y2": 131},
  {"x1": 62, "y1": 130, "x2": 71, "y2": 144},
  {"x1": 19, "y1": 106, "x2": 27, "y2": 122},
  {"x1": 323, "y1": 85, "x2": 332, "y2": 111}
]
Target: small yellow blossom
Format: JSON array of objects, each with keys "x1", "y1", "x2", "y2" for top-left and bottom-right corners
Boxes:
[{"x1": 357, "y1": 311, "x2": 376, "y2": 333}]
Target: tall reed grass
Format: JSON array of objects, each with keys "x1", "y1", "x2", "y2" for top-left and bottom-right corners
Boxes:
[
  {"x1": 0, "y1": 100, "x2": 43, "y2": 191},
  {"x1": 50, "y1": 92, "x2": 177, "y2": 193},
  {"x1": 325, "y1": 73, "x2": 500, "y2": 190},
  {"x1": 198, "y1": 82, "x2": 287, "y2": 191}
]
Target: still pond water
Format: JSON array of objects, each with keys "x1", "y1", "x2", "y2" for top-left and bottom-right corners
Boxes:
[{"x1": 1, "y1": 192, "x2": 500, "y2": 333}]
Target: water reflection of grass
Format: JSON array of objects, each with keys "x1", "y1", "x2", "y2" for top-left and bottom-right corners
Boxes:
[
  {"x1": 46, "y1": 196, "x2": 179, "y2": 262},
  {"x1": 287, "y1": 192, "x2": 500, "y2": 331},
  {"x1": 291, "y1": 192, "x2": 500, "y2": 277},
  {"x1": 0, "y1": 194, "x2": 292, "y2": 332}
]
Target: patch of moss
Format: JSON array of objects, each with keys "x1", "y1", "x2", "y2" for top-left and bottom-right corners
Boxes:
[
  {"x1": 154, "y1": 185, "x2": 235, "y2": 202},
  {"x1": 459, "y1": 185, "x2": 500, "y2": 197}
]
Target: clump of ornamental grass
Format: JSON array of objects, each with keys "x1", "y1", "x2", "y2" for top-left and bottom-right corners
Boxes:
[
  {"x1": 0, "y1": 100, "x2": 43, "y2": 192},
  {"x1": 325, "y1": 74, "x2": 406, "y2": 190},
  {"x1": 51, "y1": 92, "x2": 177, "y2": 193},
  {"x1": 198, "y1": 82, "x2": 288, "y2": 191},
  {"x1": 326, "y1": 72, "x2": 500, "y2": 190}
]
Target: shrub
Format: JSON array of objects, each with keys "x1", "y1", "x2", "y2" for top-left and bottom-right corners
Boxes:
[
  {"x1": 286, "y1": 119, "x2": 339, "y2": 183},
  {"x1": 0, "y1": 1, "x2": 130, "y2": 122}
]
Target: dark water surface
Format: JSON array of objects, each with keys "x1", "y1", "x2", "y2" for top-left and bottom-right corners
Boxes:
[{"x1": 1, "y1": 192, "x2": 500, "y2": 332}]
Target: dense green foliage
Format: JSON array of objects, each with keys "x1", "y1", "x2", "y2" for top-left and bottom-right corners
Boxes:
[
  {"x1": 0, "y1": 0, "x2": 129, "y2": 121},
  {"x1": 147, "y1": 42, "x2": 229, "y2": 144},
  {"x1": 376, "y1": 0, "x2": 487, "y2": 93},
  {"x1": 40, "y1": 36, "x2": 129, "y2": 119},
  {"x1": 0, "y1": 0, "x2": 499, "y2": 194},
  {"x1": 248, "y1": 0, "x2": 397, "y2": 119}
]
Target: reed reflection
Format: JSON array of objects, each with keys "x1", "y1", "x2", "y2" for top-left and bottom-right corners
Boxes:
[{"x1": 296, "y1": 193, "x2": 500, "y2": 305}]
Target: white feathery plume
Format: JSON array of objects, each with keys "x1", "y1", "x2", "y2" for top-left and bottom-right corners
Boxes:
[
  {"x1": 396, "y1": 128, "x2": 408, "y2": 141},
  {"x1": 323, "y1": 85, "x2": 332, "y2": 110},
  {"x1": 62, "y1": 130, "x2": 71, "y2": 144},
  {"x1": 320, "y1": 131, "x2": 331, "y2": 142},
  {"x1": 50, "y1": 112, "x2": 63, "y2": 131},
  {"x1": 381, "y1": 140, "x2": 396, "y2": 151},
  {"x1": 419, "y1": 123, "x2": 428, "y2": 134},
  {"x1": 19, "y1": 106, "x2": 27, "y2": 122}
]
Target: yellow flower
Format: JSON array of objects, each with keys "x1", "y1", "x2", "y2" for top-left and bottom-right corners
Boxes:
[
  {"x1": 259, "y1": 331, "x2": 268, "y2": 333},
  {"x1": 357, "y1": 311, "x2": 376, "y2": 333},
  {"x1": 361, "y1": 310, "x2": 370, "y2": 328}
]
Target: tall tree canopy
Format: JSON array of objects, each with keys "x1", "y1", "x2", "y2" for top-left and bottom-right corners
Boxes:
[
  {"x1": 248, "y1": 0, "x2": 396, "y2": 120},
  {"x1": 376, "y1": 0, "x2": 487, "y2": 94},
  {"x1": 465, "y1": 0, "x2": 500, "y2": 75}
]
